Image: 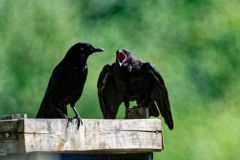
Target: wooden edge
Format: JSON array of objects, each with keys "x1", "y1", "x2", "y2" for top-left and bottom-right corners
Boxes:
[
  {"x1": 0, "y1": 114, "x2": 27, "y2": 120},
  {"x1": 0, "y1": 120, "x2": 18, "y2": 132},
  {"x1": 0, "y1": 119, "x2": 26, "y2": 155}
]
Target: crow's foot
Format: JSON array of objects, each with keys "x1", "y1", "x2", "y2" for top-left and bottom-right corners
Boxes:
[
  {"x1": 71, "y1": 106, "x2": 83, "y2": 129},
  {"x1": 74, "y1": 115, "x2": 83, "y2": 129},
  {"x1": 56, "y1": 108, "x2": 73, "y2": 128}
]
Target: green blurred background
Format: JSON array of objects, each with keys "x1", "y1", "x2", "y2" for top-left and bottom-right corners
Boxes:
[{"x1": 0, "y1": 0, "x2": 239, "y2": 159}]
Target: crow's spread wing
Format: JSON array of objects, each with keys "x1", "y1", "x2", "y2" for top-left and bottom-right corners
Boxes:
[
  {"x1": 141, "y1": 63, "x2": 174, "y2": 130},
  {"x1": 97, "y1": 64, "x2": 122, "y2": 119}
]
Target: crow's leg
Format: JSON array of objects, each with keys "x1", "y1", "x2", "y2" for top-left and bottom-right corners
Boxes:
[
  {"x1": 56, "y1": 107, "x2": 73, "y2": 128},
  {"x1": 56, "y1": 107, "x2": 72, "y2": 121},
  {"x1": 71, "y1": 105, "x2": 83, "y2": 129}
]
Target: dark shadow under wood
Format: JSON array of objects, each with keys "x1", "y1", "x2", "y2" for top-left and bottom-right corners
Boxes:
[{"x1": 0, "y1": 152, "x2": 153, "y2": 160}]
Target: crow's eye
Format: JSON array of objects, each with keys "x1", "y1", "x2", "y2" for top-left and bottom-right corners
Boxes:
[{"x1": 80, "y1": 47, "x2": 84, "y2": 51}]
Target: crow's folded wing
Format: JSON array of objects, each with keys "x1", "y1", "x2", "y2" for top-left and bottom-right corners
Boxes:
[
  {"x1": 141, "y1": 63, "x2": 174, "y2": 130},
  {"x1": 97, "y1": 64, "x2": 122, "y2": 119},
  {"x1": 36, "y1": 64, "x2": 86, "y2": 118},
  {"x1": 36, "y1": 64, "x2": 65, "y2": 118}
]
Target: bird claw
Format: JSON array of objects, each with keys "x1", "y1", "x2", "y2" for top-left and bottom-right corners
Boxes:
[
  {"x1": 71, "y1": 106, "x2": 83, "y2": 129},
  {"x1": 74, "y1": 116, "x2": 83, "y2": 129},
  {"x1": 67, "y1": 117, "x2": 73, "y2": 123},
  {"x1": 56, "y1": 107, "x2": 83, "y2": 129},
  {"x1": 56, "y1": 108, "x2": 74, "y2": 128},
  {"x1": 66, "y1": 117, "x2": 74, "y2": 128}
]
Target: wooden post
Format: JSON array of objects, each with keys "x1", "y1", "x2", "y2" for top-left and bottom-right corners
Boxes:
[
  {"x1": 0, "y1": 114, "x2": 163, "y2": 160},
  {"x1": 125, "y1": 107, "x2": 150, "y2": 119}
]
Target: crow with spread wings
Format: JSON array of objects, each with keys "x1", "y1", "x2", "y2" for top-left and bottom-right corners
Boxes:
[{"x1": 97, "y1": 49, "x2": 173, "y2": 130}]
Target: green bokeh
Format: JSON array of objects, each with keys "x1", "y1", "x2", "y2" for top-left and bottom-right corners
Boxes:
[{"x1": 0, "y1": 0, "x2": 239, "y2": 159}]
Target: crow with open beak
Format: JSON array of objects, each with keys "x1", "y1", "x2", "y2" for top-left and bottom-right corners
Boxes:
[{"x1": 97, "y1": 49, "x2": 173, "y2": 130}]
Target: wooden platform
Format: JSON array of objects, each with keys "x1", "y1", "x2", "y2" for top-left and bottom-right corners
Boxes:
[{"x1": 0, "y1": 114, "x2": 163, "y2": 155}]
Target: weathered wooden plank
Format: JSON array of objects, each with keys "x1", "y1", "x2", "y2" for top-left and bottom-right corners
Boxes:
[
  {"x1": 0, "y1": 118, "x2": 163, "y2": 154},
  {"x1": 23, "y1": 119, "x2": 162, "y2": 153},
  {"x1": 0, "y1": 120, "x2": 18, "y2": 132},
  {"x1": 0, "y1": 114, "x2": 27, "y2": 120},
  {"x1": 0, "y1": 120, "x2": 25, "y2": 154},
  {"x1": 23, "y1": 119, "x2": 161, "y2": 133}
]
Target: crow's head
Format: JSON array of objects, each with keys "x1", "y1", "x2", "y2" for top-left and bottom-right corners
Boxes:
[
  {"x1": 116, "y1": 49, "x2": 131, "y2": 67},
  {"x1": 73, "y1": 42, "x2": 104, "y2": 55},
  {"x1": 65, "y1": 42, "x2": 103, "y2": 63}
]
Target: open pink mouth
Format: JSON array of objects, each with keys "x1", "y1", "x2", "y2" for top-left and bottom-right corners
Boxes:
[{"x1": 117, "y1": 51, "x2": 126, "y2": 63}]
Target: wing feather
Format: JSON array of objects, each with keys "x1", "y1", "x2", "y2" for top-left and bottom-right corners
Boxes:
[
  {"x1": 97, "y1": 64, "x2": 122, "y2": 119},
  {"x1": 141, "y1": 63, "x2": 174, "y2": 130}
]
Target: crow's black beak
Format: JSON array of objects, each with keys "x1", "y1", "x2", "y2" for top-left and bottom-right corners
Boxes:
[{"x1": 92, "y1": 47, "x2": 104, "y2": 53}]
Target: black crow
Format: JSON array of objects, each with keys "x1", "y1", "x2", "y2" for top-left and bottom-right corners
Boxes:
[
  {"x1": 97, "y1": 49, "x2": 173, "y2": 130},
  {"x1": 37, "y1": 42, "x2": 103, "y2": 128}
]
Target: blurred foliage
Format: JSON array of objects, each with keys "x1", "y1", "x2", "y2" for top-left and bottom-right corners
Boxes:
[{"x1": 0, "y1": 0, "x2": 239, "y2": 159}]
